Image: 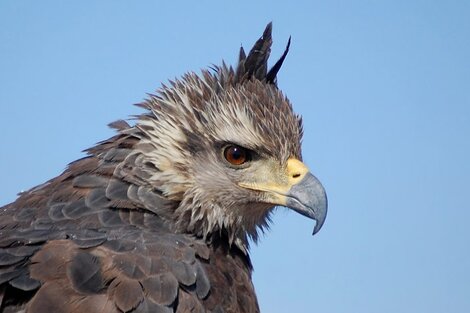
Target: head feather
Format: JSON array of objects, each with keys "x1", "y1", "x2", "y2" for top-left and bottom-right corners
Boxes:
[
  {"x1": 99, "y1": 23, "x2": 301, "y2": 252},
  {"x1": 235, "y1": 22, "x2": 290, "y2": 85}
]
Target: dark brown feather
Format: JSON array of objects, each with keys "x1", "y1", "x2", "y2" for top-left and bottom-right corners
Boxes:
[
  {"x1": 266, "y1": 36, "x2": 291, "y2": 84},
  {"x1": 1, "y1": 157, "x2": 259, "y2": 312},
  {"x1": 241, "y1": 22, "x2": 273, "y2": 81},
  {"x1": 235, "y1": 22, "x2": 290, "y2": 86}
]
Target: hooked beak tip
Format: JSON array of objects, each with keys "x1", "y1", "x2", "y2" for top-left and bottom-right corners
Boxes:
[{"x1": 285, "y1": 172, "x2": 328, "y2": 236}]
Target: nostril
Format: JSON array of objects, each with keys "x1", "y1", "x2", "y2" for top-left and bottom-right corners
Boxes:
[{"x1": 292, "y1": 173, "x2": 301, "y2": 179}]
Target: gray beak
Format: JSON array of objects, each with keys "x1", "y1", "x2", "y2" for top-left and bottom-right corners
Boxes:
[{"x1": 285, "y1": 172, "x2": 328, "y2": 235}]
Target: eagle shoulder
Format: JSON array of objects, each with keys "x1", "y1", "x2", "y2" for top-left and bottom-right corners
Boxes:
[{"x1": 0, "y1": 164, "x2": 258, "y2": 313}]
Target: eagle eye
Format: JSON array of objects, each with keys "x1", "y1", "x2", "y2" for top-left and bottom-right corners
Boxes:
[{"x1": 224, "y1": 145, "x2": 250, "y2": 166}]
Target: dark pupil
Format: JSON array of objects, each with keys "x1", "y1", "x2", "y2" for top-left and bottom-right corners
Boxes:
[{"x1": 231, "y1": 147, "x2": 243, "y2": 160}]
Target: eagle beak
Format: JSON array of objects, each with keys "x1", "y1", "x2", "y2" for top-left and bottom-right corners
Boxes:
[
  {"x1": 239, "y1": 158, "x2": 327, "y2": 235},
  {"x1": 285, "y1": 171, "x2": 328, "y2": 235}
]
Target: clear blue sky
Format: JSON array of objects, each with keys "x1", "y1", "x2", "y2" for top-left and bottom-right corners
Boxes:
[{"x1": 1, "y1": 1, "x2": 469, "y2": 312}]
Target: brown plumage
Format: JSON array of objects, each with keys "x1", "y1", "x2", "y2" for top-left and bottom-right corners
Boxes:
[{"x1": 0, "y1": 23, "x2": 327, "y2": 313}]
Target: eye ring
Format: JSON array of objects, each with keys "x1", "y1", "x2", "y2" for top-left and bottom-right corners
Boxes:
[{"x1": 224, "y1": 145, "x2": 249, "y2": 166}]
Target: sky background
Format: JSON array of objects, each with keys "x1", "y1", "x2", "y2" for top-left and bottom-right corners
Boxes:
[{"x1": 1, "y1": 1, "x2": 469, "y2": 312}]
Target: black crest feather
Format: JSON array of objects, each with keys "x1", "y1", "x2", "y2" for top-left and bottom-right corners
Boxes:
[{"x1": 236, "y1": 22, "x2": 290, "y2": 85}]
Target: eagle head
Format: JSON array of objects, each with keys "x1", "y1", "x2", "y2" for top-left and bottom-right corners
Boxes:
[{"x1": 125, "y1": 23, "x2": 327, "y2": 251}]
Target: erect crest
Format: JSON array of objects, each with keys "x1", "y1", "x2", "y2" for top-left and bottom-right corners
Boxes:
[{"x1": 236, "y1": 22, "x2": 291, "y2": 85}]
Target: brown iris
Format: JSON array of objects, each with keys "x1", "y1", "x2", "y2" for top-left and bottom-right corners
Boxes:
[{"x1": 224, "y1": 145, "x2": 248, "y2": 165}]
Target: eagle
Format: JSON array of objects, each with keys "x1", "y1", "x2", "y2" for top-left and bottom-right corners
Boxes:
[{"x1": 0, "y1": 23, "x2": 327, "y2": 313}]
